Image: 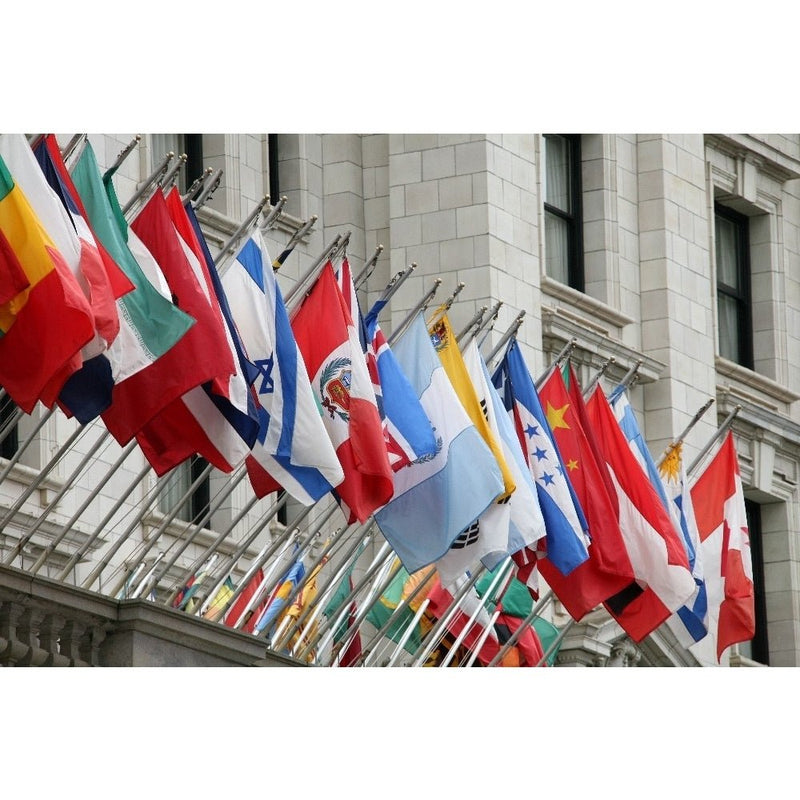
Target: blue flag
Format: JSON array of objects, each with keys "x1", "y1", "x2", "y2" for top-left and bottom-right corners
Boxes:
[
  {"x1": 491, "y1": 340, "x2": 589, "y2": 576},
  {"x1": 373, "y1": 313, "x2": 504, "y2": 574}
]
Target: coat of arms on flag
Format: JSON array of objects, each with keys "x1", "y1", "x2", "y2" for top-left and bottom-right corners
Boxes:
[{"x1": 320, "y1": 357, "x2": 352, "y2": 420}]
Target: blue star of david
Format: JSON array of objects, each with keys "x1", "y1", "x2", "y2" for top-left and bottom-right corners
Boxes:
[{"x1": 254, "y1": 355, "x2": 275, "y2": 394}]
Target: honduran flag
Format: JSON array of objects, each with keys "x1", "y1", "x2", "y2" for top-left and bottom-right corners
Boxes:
[
  {"x1": 291, "y1": 261, "x2": 393, "y2": 524},
  {"x1": 585, "y1": 384, "x2": 696, "y2": 641},
  {"x1": 222, "y1": 230, "x2": 343, "y2": 505},
  {"x1": 373, "y1": 313, "x2": 504, "y2": 575},
  {"x1": 0, "y1": 154, "x2": 95, "y2": 413},
  {"x1": 689, "y1": 431, "x2": 754, "y2": 661},
  {"x1": 492, "y1": 339, "x2": 590, "y2": 581}
]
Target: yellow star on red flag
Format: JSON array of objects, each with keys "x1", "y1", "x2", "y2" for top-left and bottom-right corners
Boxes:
[{"x1": 545, "y1": 400, "x2": 570, "y2": 431}]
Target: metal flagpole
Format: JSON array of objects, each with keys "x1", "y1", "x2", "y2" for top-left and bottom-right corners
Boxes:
[
  {"x1": 463, "y1": 608, "x2": 502, "y2": 667},
  {"x1": 57, "y1": 463, "x2": 152, "y2": 582},
  {"x1": 191, "y1": 168, "x2": 223, "y2": 210},
  {"x1": 409, "y1": 565, "x2": 488, "y2": 667},
  {"x1": 353, "y1": 244, "x2": 384, "y2": 287},
  {"x1": 362, "y1": 264, "x2": 415, "y2": 309},
  {"x1": 386, "y1": 278, "x2": 443, "y2": 344},
  {"x1": 355, "y1": 564, "x2": 437, "y2": 667},
  {"x1": 260, "y1": 196, "x2": 289, "y2": 232},
  {"x1": 128, "y1": 552, "x2": 165, "y2": 600},
  {"x1": 485, "y1": 589, "x2": 554, "y2": 667},
  {"x1": 581, "y1": 356, "x2": 616, "y2": 398},
  {"x1": 687, "y1": 404, "x2": 741, "y2": 478},
  {"x1": 181, "y1": 167, "x2": 213, "y2": 205},
  {"x1": 456, "y1": 305, "x2": 488, "y2": 344},
  {"x1": 426, "y1": 281, "x2": 465, "y2": 326},
  {"x1": 133, "y1": 466, "x2": 250, "y2": 602},
  {"x1": 655, "y1": 397, "x2": 716, "y2": 469},
  {"x1": 612, "y1": 359, "x2": 643, "y2": 396},
  {"x1": 102, "y1": 135, "x2": 141, "y2": 178},
  {"x1": 484, "y1": 311, "x2": 527, "y2": 369},
  {"x1": 270, "y1": 212, "x2": 315, "y2": 271},
  {"x1": 122, "y1": 151, "x2": 174, "y2": 215},
  {"x1": 0, "y1": 405, "x2": 57, "y2": 489},
  {"x1": 282, "y1": 233, "x2": 342, "y2": 308},
  {"x1": 60, "y1": 134, "x2": 86, "y2": 163},
  {"x1": 159, "y1": 153, "x2": 188, "y2": 191},
  {"x1": 471, "y1": 300, "x2": 503, "y2": 347},
  {"x1": 107, "y1": 461, "x2": 216, "y2": 599},
  {"x1": 215, "y1": 196, "x2": 270, "y2": 265},
  {"x1": 535, "y1": 337, "x2": 579, "y2": 391},
  {"x1": 438, "y1": 558, "x2": 513, "y2": 668},
  {"x1": 0, "y1": 406, "x2": 23, "y2": 448},
  {"x1": 382, "y1": 599, "x2": 433, "y2": 668}
]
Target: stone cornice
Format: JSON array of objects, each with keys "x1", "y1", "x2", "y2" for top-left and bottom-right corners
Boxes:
[{"x1": 705, "y1": 134, "x2": 800, "y2": 183}]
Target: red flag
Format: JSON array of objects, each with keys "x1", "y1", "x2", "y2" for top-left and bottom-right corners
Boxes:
[
  {"x1": 690, "y1": 431, "x2": 755, "y2": 661},
  {"x1": 291, "y1": 262, "x2": 393, "y2": 523},
  {"x1": 223, "y1": 569, "x2": 269, "y2": 634},
  {"x1": 536, "y1": 364, "x2": 637, "y2": 622},
  {"x1": 584, "y1": 384, "x2": 695, "y2": 641}
]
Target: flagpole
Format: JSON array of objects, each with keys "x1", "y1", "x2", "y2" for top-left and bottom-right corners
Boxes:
[
  {"x1": 383, "y1": 599, "x2": 432, "y2": 667},
  {"x1": 535, "y1": 617, "x2": 575, "y2": 667},
  {"x1": 386, "y1": 278, "x2": 443, "y2": 344},
  {"x1": 471, "y1": 300, "x2": 503, "y2": 346},
  {"x1": 353, "y1": 244, "x2": 384, "y2": 286},
  {"x1": 60, "y1": 134, "x2": 86, "y2": 163},
  {"x1": 687, "y1": 404, "x2": 741, "y2": 478},
  {"x1": 409, "y1": 565, "x2": 488, "y2": 667},
  {"x1": 438, "y1": 558, "x2": 513, "y2": 668},
  {"x1": 57, "y1": 463, "x2": 152, "y2": 582},
  {"x1": 463, "y1": 608, "x2": 502, "y2": 667},
  {"x1": 612, "y1": 359, "x2": 643, "y2": 396},
  {"x1": 182, "y1": 167, "x2": 213, "y2": 205},
  {"x1": 191, "y1": 167, "x2": 223, "y2": 209},
  {"x1": 0, "y1": 406, "x2": 23, "y2": 448},
  {"x1": 427, "y1": 282, "x2": 465, "y2": 327},
  {"x1": 354, "y1": 564, "x2": 437, "y2": 667},
  {"x1": 0, "y1": 406, "x2": 57, "y2": 489},
  {"x1": 159, "y1": 153, "x2": 188, "y2": 192},
  {"x1": 214, "y1": 195, "x2": 270, "y2": 265},
  {"x1": 365, "y1": 263, "x2": 416, "y2": 309},
  {"x1": 579, "y1": 356, "x2": 616, "y2": 398},
  {"x1": 456, "y1": 306, "x2": 488, "y2": 344},
  {"x1": 122, "y1": 151, "x2": 174, "y2": 215},
  {"x1": 535, "y1": 337, "x2": 579, "y2": 390},
  {"x1": 270, "y1": 210, "x2": 314, "y2": 271},
  {"x1": 484, "y1": 311, "x2": 527, "y2": 368},
  {"x1": 129, "y1": 552, "x2": 166, "y2": 600},
  {"x1": 102, "y1": 135, "x2": 141, "y2": 178},
  {"x1": 655, "y1": 397, "x2": 715, "y2": 468},
  {"x1": 485, "y1": 589, "x2": 554, "y2": 667},
  {"x1": 283, "y1": 234, "x2": 342, "y2": 308}
]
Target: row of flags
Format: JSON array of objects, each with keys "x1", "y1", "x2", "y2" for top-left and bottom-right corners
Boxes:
[{"x1": 0, "y1": 133, "x2": 755, "y2": 665}]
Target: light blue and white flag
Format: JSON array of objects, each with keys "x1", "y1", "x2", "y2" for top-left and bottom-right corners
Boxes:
[
  {"x1": 222, "y1": 230, "x2": 343, "y2": 504},
  {"x1": 373, "y1": 313, "x2": 504, "y2": 575},
  {"x1": 660, "y1": 443, "x2": 708, "y2": 646},
  {"x1": 492, "y1": 340, "x2": 589, "y2": 576}
]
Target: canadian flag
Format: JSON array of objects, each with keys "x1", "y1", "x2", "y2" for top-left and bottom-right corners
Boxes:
[{"x1": 690, "y1": 431, "x2": 755, "y2": 662}]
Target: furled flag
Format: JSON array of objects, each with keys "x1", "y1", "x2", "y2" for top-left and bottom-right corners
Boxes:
[
  {"x1": 609, "y1": 383, "x2": 672, "y2": 513},
  {"x1": 372, "y1": 313, "x2": 504, "y2": 574},
  {"x1": 68, "y1": 142, "x2": 202, "y2": 439},
  {"x1": 219, "y1": 568, "x2": 269, "y2": 633},
  {"x1": 584, "y1": 383, "x2": 696, "y2": 641},
  {"x1": 689, "y1": 431, "x2": 754, "y2": 661},
  {"x1": 536, "y1": 362, "x2": 637, "y2": 622},
  {"x1": 660, "y1": 442, "x2": 708, "y2": 647},
  {"x1": 322, "y1": 556, "x2": 364, "y2": 667},
  {"x1": 491, "y1": 339, "x2": 590, "y2": 582},
  {"x1": 172, "y1": 555, "x2": 219, "y2": 614},
  {"x1": 251, "y1": 553, "x2": 306, "y2": 637},
  {"x1": 435, "y1": 336, "x2": 545, "y2": 587},
  {"x1": 0, "y1": 154, "x2": 95, "y2": 413},
  {"x1": 290, "y1": 261, "x2": 393, "y2": 523},
  {"x1": 274, "y1": 558, "x2": 326, "y2": 664},
  {"x1": 221, "y1": 229, "x2": 343, "y2": 504},
  {"x1": 126, "y1": 189, "x2": 250, "y2": 475}
]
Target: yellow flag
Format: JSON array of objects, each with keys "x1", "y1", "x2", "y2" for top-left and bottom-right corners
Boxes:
[{"x1": 428, "y1": 311, "x2": 515, "y2": 499}]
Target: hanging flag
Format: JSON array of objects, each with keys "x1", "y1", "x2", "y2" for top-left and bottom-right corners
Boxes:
[
  {"x1": 322, "y1": 556, "x2": 364, "y2": 667},
  {"x1": 290, "y1": 261, "x2": 393, "y2": 523},
  {"x1": 660, "y1": 443, "x2": 708, "y2": 646},
  {"x1": 220, "y1": 568, "x2": 269, "y2": 633},
  {"x1": 173, "y1": 555, "x2": 218, "y2": 614},
  {"x1": 274, "y1": 558, "x2": 326, "y2": 664},
  {"x1": 690, "y1": 431, "x2": 754, "y2": 661},
  {"x1": 434, "y1": 337, "x2": 545, "y2": 587},
  {"x1": 68, "y1": 142, "x2": 201, "y2": 438},
  {"x1": 251, "y1": 554, "x2": 306, "y2": 637},
  {"x1": 372, "y1": 313, "x2": 504, "y2": 574},
  {"x1": 536, "y1": 362, "x2": 637, "y2": 622},
  {"x1": 584, "y1": 384, "x2": 696, "y2": 641},
  {"x1": 491, "y1": 339, "x2": 590, "y2": 580},
  {"x1": 221, "y1": 230, "x2": 344, "y2": 505},
  {"x1": 0, "y1": 154, "x2": 94, "y2": 413},
  {"x1": 126, "y1": 189, "x2": 248, "y2": 475},
  {"x1": 202, "y1": 576, "x2": 235, "y2": 622}
]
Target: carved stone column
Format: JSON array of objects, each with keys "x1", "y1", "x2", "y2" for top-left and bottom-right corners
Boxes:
[
  {"x1": 607, "y1": 639, "x2": 642, "y2": 667},
  {"x1": 38, "y1": 613, "x2": 72, "y2": 667},
  {"x1": 0, "y1": 601, "x2": 29, "y2": 666},
  {"x1": 60, "y1": 619, "x2": 88, "y2": 666},
  {"x1": 16, "y1": 606, "x2": 49, "y2": 667}
]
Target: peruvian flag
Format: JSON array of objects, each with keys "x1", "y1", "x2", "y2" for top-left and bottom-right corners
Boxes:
[
  {"x1": 690, "y1": 431, "x2": 755, "y2": 661},
  {"x1": 291, "y1": 261, "x2": 393, "y2": 523}
]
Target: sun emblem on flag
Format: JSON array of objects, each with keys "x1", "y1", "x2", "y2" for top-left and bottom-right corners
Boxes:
[
  {"x1": 319, "y1": 357, "x2": 352, "y2": 422},
  {"x1": 429, "y1": 319, "x2": 449, "y2": 352}
]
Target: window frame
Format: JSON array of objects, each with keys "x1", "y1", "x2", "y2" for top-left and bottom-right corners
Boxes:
[
  {"x1": 543, "y1": 133, "x2": 584, "y2": 292},
  {"x1": 714, "y1": 202, "x2": 754, "y2": 370},
  {"x1": 743, "y1": 498, "x2": 769, "y2": 664}
]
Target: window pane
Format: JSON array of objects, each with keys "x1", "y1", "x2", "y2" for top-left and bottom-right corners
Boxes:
[
  {"x1": 159, "y1": 461, "x2": 193, "y2": 522},
  {"x1": 544, "y1": 135, "x2": 571, "y2": 213},
  {"x1": 545, "y1": 211, "x2": 570, "y2": 284},
  {"x1": 717, "y1": 292, "x2": 740, "y2": 363},
  {"x1": 715, "y1": 213, "x2": 740, "y2": 290}
]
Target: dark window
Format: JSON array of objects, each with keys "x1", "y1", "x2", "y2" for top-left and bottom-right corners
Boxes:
[
  {"x1": 543, "y1": 134, "x2": 583, "y2": 290},
  {"x1": 268, "y1": 133, "x2": 280, "y2": 203},
  {"x1": 740, "y1": 499, "x2": 768, "y2": 663},
  {"x1": 0, "y1": 393, "x2": 19, "y2": 459},
  {"x1": 715, "y1": 204, "x2": 753, "y2": 369},
  {"x1": 151, "y1": 134, "x2": 204, "y2": 195}
]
